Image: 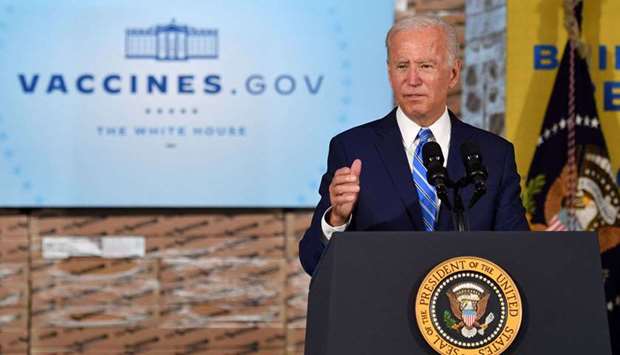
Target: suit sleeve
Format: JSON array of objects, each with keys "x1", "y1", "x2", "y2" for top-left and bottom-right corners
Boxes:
[
  {"x1": 299, "y1": 136, "x2": 348, "y2": 276},
  {"x1": 493, "y1": 143, "x2": 530, "y2": 231}
]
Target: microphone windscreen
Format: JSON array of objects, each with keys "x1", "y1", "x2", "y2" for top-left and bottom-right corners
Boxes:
[
  {"x1": 422, "y1": 141, "x2": 443, "y2": 168},
  {"x1": 460, "y1": 141, "x2": 482, "y2": 164}
]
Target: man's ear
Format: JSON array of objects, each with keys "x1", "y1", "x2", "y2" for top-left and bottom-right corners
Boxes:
[{"x1": 448, "y1": 59, "x2": 462, "y2": 89}]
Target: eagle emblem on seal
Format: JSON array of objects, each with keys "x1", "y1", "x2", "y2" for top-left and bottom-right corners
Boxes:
[{"x1": 446, "y1": 282, "x2": 495, "y2": 338}]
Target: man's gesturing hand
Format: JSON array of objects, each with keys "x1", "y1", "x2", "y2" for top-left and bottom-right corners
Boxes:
[{"x1": 328, "y1": 159, "x2": 362, "y2": 226}]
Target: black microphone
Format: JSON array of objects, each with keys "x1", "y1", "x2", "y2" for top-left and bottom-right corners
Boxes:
[
  {"x1": 422, "y1": 141, "x2": 452, "y2": 210},
  {"x1": 460, "y1": 141, "x2": 488, "y2": 208}
]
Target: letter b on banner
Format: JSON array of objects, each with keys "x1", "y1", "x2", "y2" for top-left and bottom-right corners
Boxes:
[
  {"x1": 605, "y1": 82, "x2": 620, "y2": 111},
  {"x1": 534, "y1": 45, "x2": 559, "y2": 70}
]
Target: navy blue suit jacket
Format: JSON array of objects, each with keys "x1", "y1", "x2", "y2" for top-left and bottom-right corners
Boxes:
[{"x1": 299, "y1": 108, "x2": 529, "y2": 276}]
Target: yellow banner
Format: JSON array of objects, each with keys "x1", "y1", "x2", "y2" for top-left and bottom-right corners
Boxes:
[{"x1": 506, "y1": 0, "x2": 620, "y2": 182}]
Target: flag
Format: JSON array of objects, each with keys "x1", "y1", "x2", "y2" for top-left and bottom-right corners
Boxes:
[{"x1": 523, "y1": 1, "x2": 620, "y2": 351}]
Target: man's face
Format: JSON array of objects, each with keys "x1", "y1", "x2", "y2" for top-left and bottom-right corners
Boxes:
[{"x1": 387, "y1": 27, "x2": 460, "y2": 124}]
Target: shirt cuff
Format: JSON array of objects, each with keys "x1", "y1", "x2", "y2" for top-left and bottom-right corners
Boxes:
[{"x1": 321, "y1": 206, "x2": 352, "y2": 241}]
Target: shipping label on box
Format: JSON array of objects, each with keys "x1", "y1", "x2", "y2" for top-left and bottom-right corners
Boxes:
[{"x1": 41, "y1": 236, "x2": 145, "y2": 259}]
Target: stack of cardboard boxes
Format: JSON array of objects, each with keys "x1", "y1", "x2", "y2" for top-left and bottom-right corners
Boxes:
[
  {"x1": 0, "y1": 214, "x2": 29, "y2": 354},
  {"x1": 284, "y1": 214, "x2": 312, "y2": 355},
  {"x1": 25, "y1": 211, "x2": 303, "y2": 354}
]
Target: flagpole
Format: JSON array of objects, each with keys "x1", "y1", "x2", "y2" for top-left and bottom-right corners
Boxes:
[{"x1": 564, "y1": 0, "x2": 580, "y2": 231}]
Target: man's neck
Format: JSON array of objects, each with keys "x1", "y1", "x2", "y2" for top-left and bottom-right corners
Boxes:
[
  {"x1": 402, "y1": 108, "x2": 447, "y2": 128},
  {"x1": 412, "y1": 116, "x2": 440, "y2": 127}
]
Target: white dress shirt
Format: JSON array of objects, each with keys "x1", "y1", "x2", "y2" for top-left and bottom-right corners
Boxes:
[{"x1": 321, "y1": 106, "x2": 452, "y2": 240}]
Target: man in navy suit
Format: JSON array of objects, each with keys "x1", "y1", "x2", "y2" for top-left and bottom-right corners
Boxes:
[{"x1": 299, "y1": 15, "x2": 529, "y2": 276}]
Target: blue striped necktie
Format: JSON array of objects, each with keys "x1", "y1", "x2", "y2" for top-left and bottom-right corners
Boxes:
[{"x1": 412, "y1": 128, "x2": 438, "y2": 231}]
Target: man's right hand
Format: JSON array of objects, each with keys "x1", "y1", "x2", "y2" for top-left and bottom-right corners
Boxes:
[{"x1": 327, "y1": 159, "x2": 362, "y2": 226}]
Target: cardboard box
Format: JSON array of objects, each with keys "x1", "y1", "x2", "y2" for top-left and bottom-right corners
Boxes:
[
  {"x1": 30, "y1": 212, "x2": 293, "y2": 353},
  {"x1": 0, "y1": 307, "x2": 29, "y2": 353},
  {"x1": 0, "y1": 263, "x2": 28, "y2": 307},
  {"x1": 283, "y1": 212, "x2": 312, "y2": 355},
  {"x1": 0, "y1": 261, "x2": 29, "y2": 353},
  {"x1": 0, "y1": 214, "x2": 28, "y2": 238},
  {"x1": 285, "y1": 259, "x2": 308, "y2": 354},
  {"x1": 160, "y1": 258, "x2": 285, "y2": 324},
  {"x1": 32, "y1": 325, "x2": 286, "y2": 353},
  {"x1": 284, "y1": 213, "x2": 312, "y2": 260},
  {"x1": 31, "y1": 258, "x2": 159, "y2": 329},
  {"x1": 0, "y1": 239, "x2": 29, "y2": 262},
  {"x1": 33, "y1": 213, "x2": 284, "y2": 239},
  {"x1": 146, "y1": 236, "x2": 284, "y2": 259},
  {"x1": 0, "y1": 328, "x2": 29, "y2": 354},
  {"x1": 31, "y1": 347, "x2": 285, "y2": 354}
]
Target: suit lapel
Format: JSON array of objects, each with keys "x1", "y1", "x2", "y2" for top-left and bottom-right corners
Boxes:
[
  {"x1": 373, "y1": 109, "x2": 425, "y2": 230},
  {"x1": 437, "y1": 111, "x2": 473, "y2": 231}
]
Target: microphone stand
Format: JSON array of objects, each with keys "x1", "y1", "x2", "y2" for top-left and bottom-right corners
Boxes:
[
  {"x1": 449, "y1": 177, "x2": 470, "y2": 232},
  {"x1": 438, "y1": 176, "x2": 474, "y2": 232}
]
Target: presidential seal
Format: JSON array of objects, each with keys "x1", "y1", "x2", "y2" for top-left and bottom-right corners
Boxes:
[{"x1": 414, "y1": 257, "x2": 522, "y2": 355}]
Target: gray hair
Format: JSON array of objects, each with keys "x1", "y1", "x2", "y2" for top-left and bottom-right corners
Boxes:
[{"x1": 385, "y1": 15, "x2": 459, "y2": 66}]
